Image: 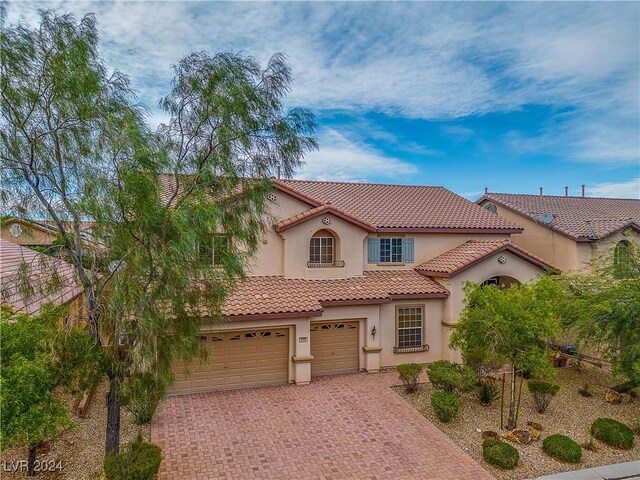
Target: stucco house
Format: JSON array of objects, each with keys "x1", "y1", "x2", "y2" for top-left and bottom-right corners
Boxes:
[
  {"x1": 0, "y1": 238, "x2": 87, "y2": 323},
  {"x1": 1, "y1": 217, "x2": 95, "y2": 248},
  {"x1": 476, "y1": 192, "x2": 640, "y2": 273},
  {"x1": 169, "y1": 179, "x2": 556, "y2": 395}
]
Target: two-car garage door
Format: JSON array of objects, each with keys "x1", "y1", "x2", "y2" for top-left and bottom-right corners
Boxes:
[{"x1": 170, "y1": 328, "x2": 289, "y2": 394}]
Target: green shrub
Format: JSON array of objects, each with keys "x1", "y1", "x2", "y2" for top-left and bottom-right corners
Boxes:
[
  {"x1": 426, "y1": 360, "x2": 475, "y2": 393},
  {"x1": 104, "y1": 436, "x2": 162, "y2": 480},
  {"x1": 527, "y1": 380, "x2": 560, "y2": 413},
  {"x1": 430, "y1": 391, "x2": 460, "y2": 423},
  {"x1": 396, "y1": 363, "x2": 423, "y2": 393},
  {"x1": 124, "y1": 373, "x2": 164, "y2": 425},
  {"x1": 542, "y1": 434, "x2": 582, "y2": 463},
  {"x1": 482, "y1": 439, "x2": 519, "y2": 469},
  {"x1": 478, "y1": 379, "x2": 501, "y2": 406},
  {"x1": 591, "y1": 418, "x2": 634, "y2": 449}
]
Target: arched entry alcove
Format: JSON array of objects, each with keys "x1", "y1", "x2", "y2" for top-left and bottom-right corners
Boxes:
[{"x1": 480, "y1": 275, "x2": 521, "y2": 288}]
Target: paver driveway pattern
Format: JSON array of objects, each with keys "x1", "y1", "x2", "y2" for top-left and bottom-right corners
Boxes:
[{"x1": 151, "y1": 372, "x2": 493, "y2": 480}]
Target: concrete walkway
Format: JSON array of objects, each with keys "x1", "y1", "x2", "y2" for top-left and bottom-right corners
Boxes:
[{"x1": 536, "y1": 461, "x2": 640, "y2": 480}]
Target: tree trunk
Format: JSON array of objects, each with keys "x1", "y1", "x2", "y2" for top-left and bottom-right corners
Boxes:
[
  {"x1": 105, "y1": 372, "x2": 123, "y2": 456},
  {"x1": 506, "y1": 365, "x2": 517, "y2": 430},
  {"x1": 27, "y1": 445, "x2": 37, "y2": 477}
]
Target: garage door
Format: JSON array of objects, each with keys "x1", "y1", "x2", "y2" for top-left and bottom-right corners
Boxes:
[
  {"x1": 170, "y1": 328, "x2": 289, "y2": 394},
  {"x1": 310, "y1": 321, "x2": 359, "y2": 376}
]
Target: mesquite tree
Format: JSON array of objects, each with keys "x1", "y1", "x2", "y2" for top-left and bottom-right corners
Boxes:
[
  {"x1": 450, "y1": 280, "x2": 559, "y2": 429},
  {"x1": 1, "y1": 10, "x2": 317, "y2": 455}
]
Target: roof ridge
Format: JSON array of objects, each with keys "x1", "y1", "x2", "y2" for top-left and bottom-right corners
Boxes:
[
  {"x1": 283, "y1": 178, "x2": 446, "y2": 189},
  {"x1": 485, "y1": 192, "x2": 640, "y2": 201}
]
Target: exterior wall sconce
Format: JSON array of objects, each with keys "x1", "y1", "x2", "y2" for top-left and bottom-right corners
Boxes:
[{"x1": 371, "y1": 326, "x2": 377, "y2": 340}]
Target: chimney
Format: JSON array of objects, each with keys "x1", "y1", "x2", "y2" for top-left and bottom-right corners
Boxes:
[
  {"x1": 484, "y1": 187, "x2": 488, "y2": 194},
  {"x1": 539, "y1": 187, "x2": 543, "y2": 196},
  {"x1": 581, "y1": 184, "x2": 585, "y2": 197},
  {"x1": 564, "y1": 186, "x2": 568, "y2": 197}
]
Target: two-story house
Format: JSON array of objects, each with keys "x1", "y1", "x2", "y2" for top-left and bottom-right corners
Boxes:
[
  {"x1": 476, "y1": 192, "x2": 640, "y2": 273},
  {"x1": 169, "y1": 179, "x2": 556, "y2": 395}
]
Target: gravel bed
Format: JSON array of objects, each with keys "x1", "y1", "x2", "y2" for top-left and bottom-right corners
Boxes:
[
  {"x1": 0, "y1": 379, "x2": 152, "y2": 479},
  {"x1": 395, "y1": 365, "x2": 640, "y2": 480}
]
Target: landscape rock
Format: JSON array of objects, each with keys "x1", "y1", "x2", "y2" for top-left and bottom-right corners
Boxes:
[
  {"x1": 606, "y1": 389, "x2": 632, "y2": 404},
  {"x1": 482, "y1": 430, "x2": 500, "y2": 440},
  {"x1": 527, "y1": 421, "x2": 543, "y2": 431},
  {"x1": 503, "y1": 429, "x2": 533, "y2": 445}
]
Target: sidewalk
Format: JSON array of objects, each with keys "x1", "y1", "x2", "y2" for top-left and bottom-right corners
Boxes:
[{"x1": 536, "y1": 461, "x2": 640, "y2": 480}]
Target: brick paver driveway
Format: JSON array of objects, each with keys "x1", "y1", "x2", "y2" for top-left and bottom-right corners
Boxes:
[{"x1": 151, "y1": 372, "x2": 493, "y2": 480}]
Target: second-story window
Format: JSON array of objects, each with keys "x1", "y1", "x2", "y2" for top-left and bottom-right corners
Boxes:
[
  {"x1": 198, "y1": 235, "x2": 229, "y2": 266},
  {"x1": 309, "y1": 229, "x2": 334, "y2": 264},
  {"x1": 380, "y1": 238, "x2": 403, "y2": 263}
]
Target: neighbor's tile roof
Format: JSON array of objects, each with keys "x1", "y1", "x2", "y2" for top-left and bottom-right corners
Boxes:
[
  {"x1": 0, "y1": 239, "x2": 83, "y2": 314},
  {"x1": 223, "y1": 270, "x2": 448, "y2": 318},
  {"x1": 415, "y1": 239, "x2": 556, "y2": 277},
  {"x1": 479, "y1": 193, "x2": 640, "y2": 241},
  {"x1": 275, "y1": 179, "x2": 522, "y2": 232}
]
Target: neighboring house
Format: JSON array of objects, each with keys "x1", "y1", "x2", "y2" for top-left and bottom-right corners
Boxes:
[
  {"x1": 476, "y1": 193, "x2": 640, "y2": 273},
  {"x1": 1, "y1": 217, "x2": 95, "y2": 248},
  {"x1": 0, "y1": 238, "x2": 86, "y2": 323},
  {"x1": 169, "y1": 179, "x2": 556, "y2": 394}
]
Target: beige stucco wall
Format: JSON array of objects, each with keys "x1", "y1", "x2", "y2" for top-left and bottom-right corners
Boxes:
[
  {"x1": 477, "y1": 201, "x2": 580, "y2": 272},
  {"x1": 1, "y1": 221, "x2": 56, "y2": 246},
  {"x1": 587, "y1": 229, "x2": 640, "y2": 273}
]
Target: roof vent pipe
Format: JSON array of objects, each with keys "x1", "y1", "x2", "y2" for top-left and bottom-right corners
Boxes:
[
  {"x1": 539, "y1": 187, "x2": 543, "y2": 196},
  {"x1": 277, "y1": 165, "x2": 281, "y2": 180},
  {"x1": 565, "y1": 186, "x2": 569, "y2": 197},
  {"x1": 581, "y1": 184, "x2": 585, "y2": 197},
  {"x1": 484, "y1": 187, "x2": 488, "y2": 194}
]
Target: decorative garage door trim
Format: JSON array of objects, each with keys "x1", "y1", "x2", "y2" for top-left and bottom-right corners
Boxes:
[
  {"x1": 310, "y1": 321, "x2": 360, "y2": 377},
  {"x1": 169, "y1": 327, "x2": 289, "y2": 394}
]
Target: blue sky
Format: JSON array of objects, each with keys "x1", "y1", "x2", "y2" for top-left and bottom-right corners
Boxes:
[{"x1": 7, "y1": 1, "x2": 640, "y2": 199}]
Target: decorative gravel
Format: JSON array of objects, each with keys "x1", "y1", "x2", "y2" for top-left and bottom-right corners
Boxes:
[
  {"x1": 395, "y1": 365, "x2": 640, "y2": 480},
  {"x1": 0, "y1": 380, "x2": 152, "y2": 479}
]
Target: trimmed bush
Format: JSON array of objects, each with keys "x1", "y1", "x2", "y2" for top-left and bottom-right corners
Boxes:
[
  {"x1": 104, "y1": 436, "x2": 162, "y2": 480},
  {"x1": 482, "y1": 439, "x2": 519, "y2": 469},
  {"x1": 528, "y1": 380, "x2": 560, "y2": 413},
  {"x1": 397, "y1": 363, "x2": 423, "y2": 393},
  {"x1": 430, "y1": 391, "x2": 460, "y2": 423},
  {"x1": 542, "y1": 434, "x2": 582, "y2": 463},
  {"x1": 426, "y1": 360, "x2": 475, "y2": 393},
  {"x1": 591, "y1": 418, "x2": 634, "y2": 449},
  {"x1": 478, "y1": 379, "x2": 501, "y2": 406}
]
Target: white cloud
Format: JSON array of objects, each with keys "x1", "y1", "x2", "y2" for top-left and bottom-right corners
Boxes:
[
  {"x1": 297, "y1": 128, "x2": 419, "y2": 182},
  {"x1": 5, "y1": 1, "x2": 639, "y2": 165},
  {"x1": 589, "y1": 177, "x2": 640, "y2": 199}
]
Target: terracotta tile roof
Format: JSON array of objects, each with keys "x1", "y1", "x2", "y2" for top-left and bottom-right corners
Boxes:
[
  {"x1": 479, "y1": 193, "x2": 640, "y2": 241},
  {"x1": 0, "y1": 239, "x2": 84, "y2": 314},
  {"x1": 275, "y1": 205, "x2": 376, "y2": 232},
  {"x1": 223, "y1": 271, "x2": 448, "y2": 319},
  {"x1": 275, "y1": 179, "x2": 522, "y2": 232},
  {"x1": 415, "y1": 239, "x2": 556, "y2": 277}
]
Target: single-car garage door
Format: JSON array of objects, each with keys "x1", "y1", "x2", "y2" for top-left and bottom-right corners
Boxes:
[
  {"x1": 310, "y1": 321, "x2": 359, "y2": 376},
  {"x1": 170, "y1": 328, "x2": 289, "y2": 394}
]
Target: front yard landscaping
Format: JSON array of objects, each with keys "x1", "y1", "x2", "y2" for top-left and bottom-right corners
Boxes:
[{"x1": 395, "y1": 365, "x2": 639, "y2": 480}]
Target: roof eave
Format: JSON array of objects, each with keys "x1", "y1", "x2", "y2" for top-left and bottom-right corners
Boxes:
[{"x1": 375, "y1": 227, "x2": 523, "y2": 234}]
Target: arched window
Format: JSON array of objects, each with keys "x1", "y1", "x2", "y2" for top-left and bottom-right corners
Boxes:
[
  {"x1": 309, "y1": 229, "x2": 335, "y2": 265},
  {"x1": 614, "y1": 240, "x2": 631, "y2": 278},
  {"x1": 483, "y1": 202, "x2": 497, "y2": 214}
]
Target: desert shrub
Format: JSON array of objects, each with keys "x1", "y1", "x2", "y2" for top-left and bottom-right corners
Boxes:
[
  {"x1": 591, "y1": 418, "x2": 634, "y2": 449},
  {"x1": 462, "y1": 349, "x2": 504, "y2": 380},
  {"x1": 430, "y1": 391, "x2": 460, "y2": 423},
  {"x1": 482, "y1": 439, "x2": 519, "y2": 469},
  {"x1": 396, "y1": 363, "x2": 423, "y2": 393},
  {"x1": 124, "y1": 373, "x2": 165, "y2": 425},
  {"x1": 426, "y1": 360, "x2": 475, "y2": 393},
  {"x1": 542, "y1": 434, "x2": 582, "y2": 463},
  {"x1": 478, "y1": 379, "x2": 501, "y2": 405},
  {"x1": 578, "y1": 383, "x2": 593, "y2": 398},
  {"x1": 527, "y1": 380, "x2": 559, "y2": 413},
  {"x1": 581, "y1": 437, "x2": 598, "y2": 452},
  {"x1": 104, "y1": 436, "x2": 162, "y2": 480}
]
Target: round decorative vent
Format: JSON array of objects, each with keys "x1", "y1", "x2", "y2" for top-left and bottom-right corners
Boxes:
[
  {"x1": 9, "y1": 224, "x2": 22, "y2": 238},
  {"x1": 322, "y1": 216, "x2": 332, "y2": 225},
  {"x1": 267, "y1": 193, "x2": 277, "y2": 202},
  {"x1": 497, "y1": 255, "x2": 507, "y2": 264}
]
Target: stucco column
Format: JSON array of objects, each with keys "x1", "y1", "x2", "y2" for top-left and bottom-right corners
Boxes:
[
  {"x1": 362, "y1": 307, "x2": 382, "y2": 372},
  {"x1": 292, "y1": 319, "x2": 312, "y2": 384}
]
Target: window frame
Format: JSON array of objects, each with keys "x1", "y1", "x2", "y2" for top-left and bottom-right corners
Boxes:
[
  {"x1": 394, "y1": 304, "x2": 428, "y2": 353},
  {"x1": 198, "y1": 235, "x2": 229, "y2": 266},
  {"x1": 309, "y1": 232, "x2": 335, "y2": 265},
  {"x1": 613, "y1": 239, "x2": 632, "y2": 278},
  {"x1": 379, "y1": 237, "x2": 403, "y2": 263}
]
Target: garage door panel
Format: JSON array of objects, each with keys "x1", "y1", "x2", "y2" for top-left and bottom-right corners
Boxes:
[
  {"x1": 311, "y1": 321, "x2": 359, "y2": 377},
  {"x1": 170, "y1": 328, "x2": 289, "y2": 394}
]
